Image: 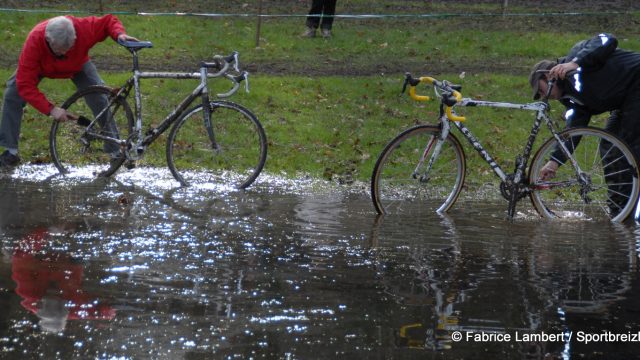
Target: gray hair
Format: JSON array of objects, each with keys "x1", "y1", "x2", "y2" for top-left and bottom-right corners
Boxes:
[{"x1": 45, "y1": 16, "x2": 76, "y2": 53}]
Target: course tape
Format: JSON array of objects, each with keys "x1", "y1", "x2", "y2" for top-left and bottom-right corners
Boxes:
[{"x1": 0, "y1": 7, "x2": 631, "y2": 19}]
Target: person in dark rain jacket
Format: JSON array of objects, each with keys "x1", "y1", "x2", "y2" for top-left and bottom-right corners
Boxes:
[{"x1": 529, "y1": 33, "x2": 640, "y2": 214}]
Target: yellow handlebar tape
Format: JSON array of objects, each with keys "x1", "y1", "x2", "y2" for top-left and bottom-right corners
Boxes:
[{"x1": 408, "y1": 76, "x2": 466, "y2": 122}]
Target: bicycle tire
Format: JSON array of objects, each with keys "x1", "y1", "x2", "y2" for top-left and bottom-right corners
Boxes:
[
  {"x1": 529, "y1": 127, "x2": 640, "y2": 222},
  {"x1": 166, "y1": 100, "x2": 267, "y2": 189},
  {"x1": 371, "y1": 125, "x2": 466, "y2": 215},
  {"x1": 50, "y1": 85, "x2": 134, "y2": 178}
]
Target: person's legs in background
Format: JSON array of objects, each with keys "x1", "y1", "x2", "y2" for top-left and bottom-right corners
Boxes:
[
  {"x1": 304, "y1": 0, "x2": 325, "y2": 37},
  {"x1": 319, "y1": 0, "x2": 337, "y2": 38},
  {"x1": 0, "y1": 73, "x2": 25, "y2": 167}
]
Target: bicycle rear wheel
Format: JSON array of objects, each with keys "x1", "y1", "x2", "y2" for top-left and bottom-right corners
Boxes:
[
  {"x1": 50, "y1": 85, "x2": 134, "y2": 178},
  {"x1": 166, "y1": 100, "x2": 267, "y2": 189},
  {"x1": 529, "y1": 127, "x2": 640, "y2": 222},
  {"x1": 371, "y1": 125, "x2": 466, "y2": 215}
]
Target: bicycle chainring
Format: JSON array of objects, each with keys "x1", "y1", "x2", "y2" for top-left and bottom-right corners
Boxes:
[{"x1": 500, "y1": 175, "x2": 528, "y2": 202}]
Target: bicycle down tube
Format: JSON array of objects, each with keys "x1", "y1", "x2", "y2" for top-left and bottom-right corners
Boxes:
[{"x1": 447, "y1": 99, "x2": 548, "y2": 184}]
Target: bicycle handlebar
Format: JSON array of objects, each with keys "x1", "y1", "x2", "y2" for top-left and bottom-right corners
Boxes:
[
  {"x1": 402, "y1": 73, "x2": 466, "y2": 122},
  {"x1": 201, "y1": 52, "x2": 250, "y2": 98},
  {"x1": 202, "y1": 51, "x2": 240, "y2": 76},
  {"x1": 216, "y1": 71, "x2": 250, "y2": 98}
]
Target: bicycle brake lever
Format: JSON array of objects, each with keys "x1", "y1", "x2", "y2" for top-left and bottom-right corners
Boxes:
[
  {"x1": 233, "y1": 71, "x2": 250, "y2": 93},
  {"x1": 401, "y1": 74, "x2": 410, "y2": 96},
  {"x1": 225, "y1": 51, "x2": 240, "y2": 72},
  {"x1": 243, "y1": 71, "x2": 250, "y2": 93},
  {"x1": 403, "y1": 73, "x2": 422, "y2": 90},
  {"x1": 443, "y1": 93, "x2": 458, "y2": 107},
  {"x1": 543, "y1": 79, "x2": 556, "y2": 101}
]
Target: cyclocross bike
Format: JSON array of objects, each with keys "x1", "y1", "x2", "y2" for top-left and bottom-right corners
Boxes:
[
  {"x1": 370, "y1": 73, "x2": 640, "y2": 222},
  {"x1": 49, "y1": 40, "x2": 267, "y2": 189}
]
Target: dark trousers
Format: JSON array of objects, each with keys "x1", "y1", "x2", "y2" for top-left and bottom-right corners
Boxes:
[
  {"x1": 601, "y1": 93, "x2": 640, "y2": 214},
  {"x1": 306, "y1": 0, "x2": 337, "y2": 30},
  {"x1": 0, "y1": 61, "x2": 118, "y2": 154},
  {"x1": 0, "y1": 61, "x2": 104, "y2": 150}
]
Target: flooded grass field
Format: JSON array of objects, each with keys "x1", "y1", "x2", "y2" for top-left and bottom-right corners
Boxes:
[{"x1": 1, "y1": 165, "x2": 640, "y2": 359}]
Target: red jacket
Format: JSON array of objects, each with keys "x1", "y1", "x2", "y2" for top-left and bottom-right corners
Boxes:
[
  {"x1": 11, "y1": 227, "x2": 116, "y2": 320},
  {"x1": 16, "y1": 15, "x2": 125, "y2": 115}
]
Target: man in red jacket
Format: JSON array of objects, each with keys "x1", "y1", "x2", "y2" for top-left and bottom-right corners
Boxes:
[
  {"x1": 11, "y1": 225, "x2": 116, "y2": 333},
  {"x1": 0, "y1": 14, "x2": 137, "y2": 167}
]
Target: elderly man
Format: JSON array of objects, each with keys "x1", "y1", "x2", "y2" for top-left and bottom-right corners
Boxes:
[{"x1": 0, "y1": 15, "x2": 137, "y2": 167}]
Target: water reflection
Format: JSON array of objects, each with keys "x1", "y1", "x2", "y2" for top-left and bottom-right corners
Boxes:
[
  {"x1": 368, "y1": 209, "x2": 640, "y2": 359},
  {"x1": 0, "y1": 168, "x2": 639, "y2": 359},
  {"x1": 11, "y1": 224, "x2": 115, "y2": 333}
]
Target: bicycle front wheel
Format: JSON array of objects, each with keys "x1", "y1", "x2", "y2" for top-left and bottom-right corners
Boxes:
[
  {"x1": 166, "y1": 100, "x2": 267, "y2": 189},
  {"x1": 529, "y1": 127, "x2": 640, "y2": 222},
  {"x1": 50, "y1": 85, "x2": 134, "y2": 178},
  {"x1": 371, "y1": 125, "x2": 466, "y2": 215}
]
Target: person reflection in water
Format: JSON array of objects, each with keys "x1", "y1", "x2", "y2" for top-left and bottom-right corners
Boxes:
[{"x1": 11, "y1": 224, "x2": 115, "y2": 333}]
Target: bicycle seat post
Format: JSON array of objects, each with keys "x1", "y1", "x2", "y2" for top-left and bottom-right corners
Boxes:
[{"x1": 130, "y1": 49, "x2": 140, "y2": 72}]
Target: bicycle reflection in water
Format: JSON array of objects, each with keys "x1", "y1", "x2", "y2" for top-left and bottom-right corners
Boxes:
[{"x1": 368, "y1": 213, "x2": 639, "y2": 358}]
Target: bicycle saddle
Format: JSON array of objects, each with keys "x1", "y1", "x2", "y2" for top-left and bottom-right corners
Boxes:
[{"x1": 117, "y1": 39, "x2": 153, "y2": 50}]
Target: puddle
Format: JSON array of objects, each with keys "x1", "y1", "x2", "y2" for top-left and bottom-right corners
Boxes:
[{"x1": 1, "y1": 165, "x2": 639, "y2": 359}]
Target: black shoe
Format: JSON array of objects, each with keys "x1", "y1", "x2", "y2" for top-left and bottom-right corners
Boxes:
[{"x1": 0, "y1": 150, "x2": 20, "y2": 168}]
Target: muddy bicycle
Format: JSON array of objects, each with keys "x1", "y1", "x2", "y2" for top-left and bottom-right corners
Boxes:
[
  {"x1": 370, "y1": 73, "x2": 640, "y2": 222},
  {"x1": 49, "y1": 40, "x2": 267, "y2": 189}
]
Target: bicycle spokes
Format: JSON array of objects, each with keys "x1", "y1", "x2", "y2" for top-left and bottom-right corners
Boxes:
[{"x1": 529, "y1": 127, "x2": 640, "y2": 222}]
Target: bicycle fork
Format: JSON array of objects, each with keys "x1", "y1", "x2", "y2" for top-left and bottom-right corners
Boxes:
[
  {"x1": 198, "y1": 67, "x2": 221, "y2": 154},
  {"x1": 203, "y1": 103, "x2": 220, "y2": 153},
  {"x1": 413, "y1": 123, "x2": 451, "y2": 182}
]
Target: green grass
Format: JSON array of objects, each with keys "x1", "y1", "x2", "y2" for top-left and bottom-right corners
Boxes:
[
  {"x1": 4, "y1": 11, "x2": 640, "y2": 74},
  {"x1": 2, "y1": 68, "x2": 607, "y2": 188},
  {"x1": 0, "y1": 5, "x2": 628, "y2": 188}
]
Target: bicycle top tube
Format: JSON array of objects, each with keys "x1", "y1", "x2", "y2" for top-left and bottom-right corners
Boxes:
[
  {"x1": 403, "y1": 73, "x2": 550, "y2": 122},
  {"x1": 117, "y1": 39, "x2": 247, "y2": 98}
]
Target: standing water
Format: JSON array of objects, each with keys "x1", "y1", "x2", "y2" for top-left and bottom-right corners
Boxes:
[{"x1": 1, "y1": 165, "x2": 639, "y2": 359}]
